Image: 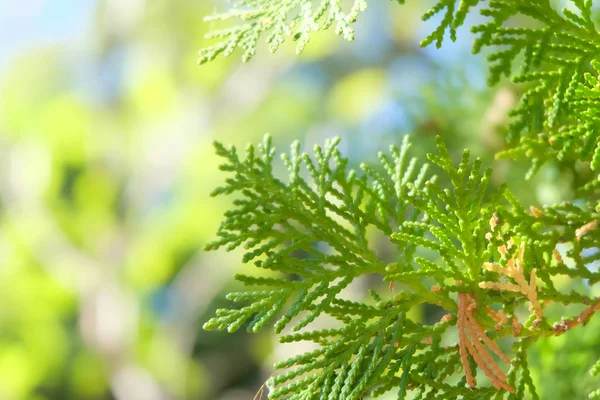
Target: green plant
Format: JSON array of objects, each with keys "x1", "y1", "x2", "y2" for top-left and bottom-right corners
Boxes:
[{"x1": 201, "y1": 1, "x2": 600, "y2": 398}]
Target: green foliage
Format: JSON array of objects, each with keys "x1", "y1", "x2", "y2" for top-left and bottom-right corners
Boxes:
[
  {"x1": 203, "y1": 133, "x2": 584, "y2": 398},
  {"x1": 198, "y1": 0, "x2": 368, "y2": 64},
  {"x1": 199, "y1": 0, "x2": 488, "y2": 63},
  {"x1": 416, "y1": 0, "x2": 482, "y2": 48},
  {"x1": 202, "y1": 0, "x2": 600, "y2": 399},
  {"x1": 201, "y1": 0, "x2": 600, "y2": 180},
  {"x1": 204, "y1": 135, "x2": 432, "y2": 336},
  {"x1": 592, "y1": 358, "x2": 600, "y2": 399},
  {"x1": 471, "y1": 0, "x2": 600, "y2": 176}
]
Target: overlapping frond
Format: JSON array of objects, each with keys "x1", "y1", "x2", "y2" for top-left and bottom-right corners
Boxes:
[
  {"x1": 203, "y1": 134, "x2": 431, "y2": 336},
  {"x1": 203, "y1": 135, "x2": 542, "y2": 398},
  {"x1": 471, "y1": 0, "x2": 600, "y2": 175},
  {"x1": 389, "y1": 136, "x2": 504, "y2": 284},
  {"x1": 200, "y1": 0, "x2": 600, "y2": 180},
  {"x1": 506, "y1": 200, "x2": 600, "y2": 289},
  {"x1": 199, "y1": 0, "x2": 488, "y2": 64},
  {"x1": 200, "y1": 0, "x2": 600, "y2": 397}
]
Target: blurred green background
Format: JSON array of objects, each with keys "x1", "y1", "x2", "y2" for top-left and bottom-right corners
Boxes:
[{"x1": 0, "y1": 0, "x2": 599, "y2": 399}]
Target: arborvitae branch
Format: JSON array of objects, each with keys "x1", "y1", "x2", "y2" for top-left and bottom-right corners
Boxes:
[
  {"x1": 201, "y1": 1, "x2": 600, "y2": 398},
  {"x1": 199, "y1": 0, "x2": 487, "y2": 64},
  {"x1": 202, "y1": 0, "x2": 600, "y2": 180},
  {"x1": 204, "y1": 134, "x2": 600, "y2": 398},
  {"x1": 200, "y1": 0, "x2": 600, "y2": 180},
  {"x1": 198, "y1": 0, "x2": 368, "y2": 64},
  {"x1": 471, "y1": 0, "x2": 600, "y2": 176}
]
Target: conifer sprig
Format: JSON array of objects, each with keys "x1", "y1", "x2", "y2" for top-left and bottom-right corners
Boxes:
[
  {"x1": 200, "y1": 0, "x2": 600, "y2": 181},
  {"x1": 415, "y1": 0, "x2": 482, "y2": 48},
  {"x1": 204, "y1": 134, "x2": 436, "y2": 335},
  {"x1": 200, "y1": 0, "x2": 600, "y2": 397},
  {"x1": 198, "y1": 0, "x2": 367, "y2": 64},
  {"x1": 203, "y1": 135, "x2": 555, "y2": 398},
  {"x1": 199, "y1": 0, "x2": 487, "y2": 64},
  {"x1": 471, "y1": 0, "x2": 600, "y2": 175},
  {"x1": 204, "y1": 134, "x2": 600, "y2": 397}
]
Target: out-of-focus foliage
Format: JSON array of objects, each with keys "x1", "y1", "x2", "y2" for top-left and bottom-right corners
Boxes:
[
  {"x1": 0, "y1": 0, "x2": 599, "y2": 399},
  {"x1": 199, "y1": 0, "x2": 368, "y2": 64},
  {"x1": 198, "y1": 0, "x2": 486, "y2": 64}
]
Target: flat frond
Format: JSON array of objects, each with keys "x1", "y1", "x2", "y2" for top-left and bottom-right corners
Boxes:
[
  {"x1": 471, "y1": 0, "x2": 600, "y2": 174},
  {"x1": 204, "y1": 134, "x2": 431, "y2": 336},
  {"x1": 199, "y1": 0, "x2": 368, "y2": 64},
  {"x1": 204, "y1": 135, "x2": 536, "y2": 398},
  {"x1": 420, "y1": 0, "x2": 483, "y2": 48}
]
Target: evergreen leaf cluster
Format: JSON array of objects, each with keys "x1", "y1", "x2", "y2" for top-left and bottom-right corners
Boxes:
[
  {"x1": 200, "y1": 0, "x2": 600, "y2": 398},
  {"x1": 198, "y1": 0, "x2": 367, "y2": 64},
  {"x1": 471, "y1": 0, "x2": 600, "y2": 177},
  {"x1": 198, "y1": 0, "x2": 486, "y2": 64},
  {"x1": 203, "y1": 135, "x2": 500, "y2": 398}
]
